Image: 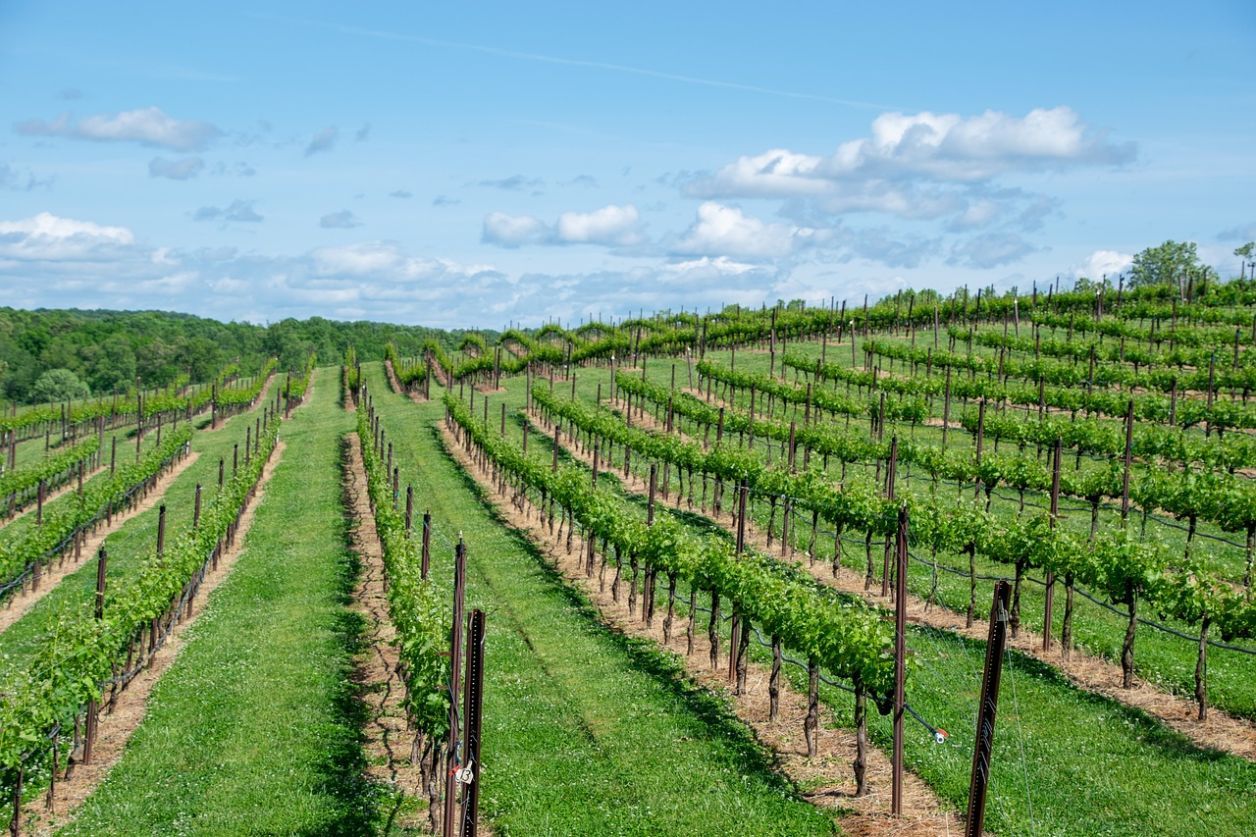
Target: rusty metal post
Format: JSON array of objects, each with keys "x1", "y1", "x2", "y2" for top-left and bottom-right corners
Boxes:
[
  {"x1": 459, "y1": 609, "x2": 487, "y2": 836},
  {"x1": 965, "y1": 580, "x2": 1010, "y2": 837},
  {"x1": 421, "y1": 512, "x2": 432, "y2": 580},
  {"x1": 83, "y1": 547, "x2": 108, "y2": 765},
  {"x1": 442, "y1": 539, "x2": 468, "y2": 837},
  {"x1": 1043, "y1": 438, "x2": 1062, "y2": 651},
  {"x1": 1121, "y1": 399, "x2": 1134, "y2": 521},
  {"x1": 892, "y1": 504, "x2": 908, "y2": 816}
]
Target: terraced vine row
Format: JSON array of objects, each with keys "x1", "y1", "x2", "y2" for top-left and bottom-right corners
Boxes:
[
  {"x1": 542, "y1": 378, "x2": 1256, "y2": 718},
  {"x1": 0, "y1": 410, "x2": 280, "y2": 820},
  {"x1": 446, "y1": 390, "x2": 899, "y2": 770}
]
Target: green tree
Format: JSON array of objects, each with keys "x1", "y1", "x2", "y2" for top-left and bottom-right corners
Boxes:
[
  {"x1": 30, "y1": 368, "x2": 90, "y2": 403},
  {"x1": 1128, "y1": 240, "x2": 1201, "y2": 289},
  {"x1": 1236, "y1": 242, "x2": 1255, "y2": 279}
]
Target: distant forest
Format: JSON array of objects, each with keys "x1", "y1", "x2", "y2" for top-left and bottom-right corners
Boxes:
[{"x1": 0, "y1": 308, "x2": 485, "y2": 404}]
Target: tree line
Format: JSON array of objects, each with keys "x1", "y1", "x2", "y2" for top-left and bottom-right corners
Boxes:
[{"x1": 0, "y1": 307, "x2": 489, "y2": 405}]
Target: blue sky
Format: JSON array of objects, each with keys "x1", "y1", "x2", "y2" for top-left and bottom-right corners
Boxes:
[{"x1": 1, "y1": 1, "x2": 1254, "y2": 327}]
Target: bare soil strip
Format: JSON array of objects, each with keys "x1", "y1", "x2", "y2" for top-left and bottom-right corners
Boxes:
[
  {"x1": 0, "y1": 452, "x2": 200, "y2": 635},
  {"x1": 384, "y1": 359, "x2": 426, "y2": 403},
  {"x1": 24, "y1": 441, "x2": 285, "y2": 835},
  {"x1": 558, "y1": 395, "x2": 1256, "y2": 762},
  {"x1": 1, "y1": 462, "x2": 106, "y2": 527},
  {"x1": 342, "y1": 432, "x2": 427, "y2": 829},
  {"x1": 441, "y1": 422, "x2": 958, "y2": 836}
]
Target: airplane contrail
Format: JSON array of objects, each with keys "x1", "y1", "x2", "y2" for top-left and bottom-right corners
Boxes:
[{"x1": 255, "y1": 14, "x2": 897, "y2": 112}]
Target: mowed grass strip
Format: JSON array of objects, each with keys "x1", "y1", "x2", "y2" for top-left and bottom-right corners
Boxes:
[
  {"x1": 586, "y1": 344, "x2": 1256, "y2": 720},
  {"x1": 364, "y1": 364, "x2": 837, "y2": 836},
  {"x1": 0, "y1": 383, "x2": 275, "y2": 671},
  {"x1": 62, "y1": 369, "x2": 371, "y2": 835},
  {"x1": 510, "y1": 365, "x2": 1256, "y2": 837}
]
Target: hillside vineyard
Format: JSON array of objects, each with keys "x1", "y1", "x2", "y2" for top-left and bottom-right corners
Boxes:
[{"x1": 1, "y1": 286, "x2": 1255, "y2": 835}]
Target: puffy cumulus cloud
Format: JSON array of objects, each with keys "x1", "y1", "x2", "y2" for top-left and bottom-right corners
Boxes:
[
  {"x1": 483, "y1": 204, "x2": 643, "y2": 248},
  {"x1": 148, "y1": 156, "x2": 205, "y2": 180},
  {"x1": 947, "y1": 232, "x2": 1040, "y2": 269},
  {"x1": 0, "y1": 212, "x2": 135, "y2": 261},
  {"x1": 693, "y1": 107, "x2": 1132, "y2": 197},
  {"x1": 193, "y1": 199, "x2": 263, "y2": 223},
  {"x1": 304, "y1": 125, "x2": 339, "y2": 156},
  {"x1": 15, "y1": 107, "x2": 222, "y2": 151},
  {"x1": 482, "y1": 212, "x2": 550, "y2": 247},
  {"x1": 673, "y1": 202, "x2": 816, "y2": 260},
  {"x1": 310, "y1": 241, "x2": 496, "y2": 283},
  {"x1": 684, "y1": 107, "x2": 1132, "y2": 232},
  {"x1": 319, "y1": 209, "x2": 363, "y2": 229},
  {"x1": 555, "y1": 204, "x2": 642, "y2": 245},
  {"x1": 1074, "y1": 249, "x2": 1133, "y2": 280},
  {"x1": 661, "y1": 256, "x2": 761, "y2": 277}
]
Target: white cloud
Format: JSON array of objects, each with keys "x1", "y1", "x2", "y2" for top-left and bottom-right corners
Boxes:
[
  {"x1": 148, "y1": 156, "x2": 205, "y2": 180},
  {"x1": 673, "y1": 202, "x2": 814, "y2": 259},
  {"x1": 310, "y1": 242, "x2": 496, "y2": 284},
  {"x1": 319, "y1": 209, "x2": 363, "y2": 229},
  {"x1": 16, "y1": 107, "x2": 222, "y2": 151},
  {"x1": 662, "y1": 256, "x2": 760, "y2": 276},
  {"x1": 1075, "y1": 249, "x2": 1133, "y2": 279},
  {"x1": 0, "y1": 212, "x2": 134, "y2": 260},
  {"x1": 482, "y1": 212, "x2": 549, "y2": 247},
  {"x1": 695, "y1": 107, "x2": 1133, "y2": 198},
  {"x1": 555, "y1": 204, "x2": 641, "y2": 245},
  {"x1": 483, "y1": 204, "x2": 643, "y2": 247},
  {"x1": 685, "y1": 107, "x2": 1133, "y2": 234}
]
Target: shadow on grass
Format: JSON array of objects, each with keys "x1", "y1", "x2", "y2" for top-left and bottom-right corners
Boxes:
[
  {"x1": 429, "y1": 422, "x2": 808, "y2": 804},
  {"x1": 297, "y1": 435, "x2": 376, "y2": 837}
]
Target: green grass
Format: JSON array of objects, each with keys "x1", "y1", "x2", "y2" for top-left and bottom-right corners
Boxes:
[
  {"x1": 62, "y1": 368, "x2": 370, "y2": 835},
  {"x1": 0, "y1": 426, "x2": 160, "y2": 539},
  {"x1": 365, "y1": 364, "x2": 838, "y2": 836},
  {"x1": 585, "y1": 344, "x2": 1256, "y2": 721},
  {"x1": 489, "y1": 363, "x2": 1256, "y2": 836},
  {"x1": 0, "y1": 388, "x2": 273, "y2": 675}
]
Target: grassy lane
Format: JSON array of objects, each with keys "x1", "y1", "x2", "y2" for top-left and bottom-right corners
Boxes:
[
  {"x1": 583, "y1": 348, "x2": 1256, "y2": 720},
  {"x1": 494, "y1": 369, "x2": 1256, "y2": 836},
  {"x1": 0, "y1": 427, "x2": 160, "y2": 539},
  {"x1": 62, "y1": 368, "x2": 369, "y2": 835},
  {"x1": 0, "y1": 386, "x2": 276, "y2": 673},
  {"x1": 365, "y1": 364, "x2": 837, "y2": 836}
]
